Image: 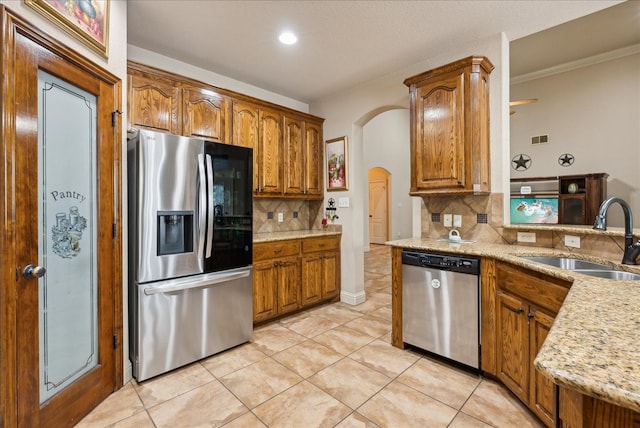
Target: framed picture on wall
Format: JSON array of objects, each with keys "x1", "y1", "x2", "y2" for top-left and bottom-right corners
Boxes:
[
  {"x1": 25, "y1": 0, "x2": 109, "y2": 58},
  {"x1": 326, "y1": 136, "x2": 348, "y2": 191}
]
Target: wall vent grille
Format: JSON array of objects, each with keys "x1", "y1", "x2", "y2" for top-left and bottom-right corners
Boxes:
[{"x1": 531, "y1": 135, "x2": 549, "y2": 145}]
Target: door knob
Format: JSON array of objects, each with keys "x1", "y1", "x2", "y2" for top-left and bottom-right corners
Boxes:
[{"x1": 23, "y1": 264, "x2": 46, "y2": 279}]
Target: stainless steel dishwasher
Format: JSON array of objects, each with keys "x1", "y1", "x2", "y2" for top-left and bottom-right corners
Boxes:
[{"x1": 402, "y1": 250, "x2": 480, "y2": 369}]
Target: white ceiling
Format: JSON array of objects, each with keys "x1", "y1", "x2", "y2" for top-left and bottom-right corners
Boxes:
[{"x1": 127, "y1": 1, "x2": 637, "y2": 104}]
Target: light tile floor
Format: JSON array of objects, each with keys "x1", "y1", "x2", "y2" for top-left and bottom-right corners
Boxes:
[{"x1": 77, "y1": 245, "x2": 543, "y2": 427}]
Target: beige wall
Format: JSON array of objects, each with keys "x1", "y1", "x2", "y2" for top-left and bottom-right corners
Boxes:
[{"x1": 362, "y1": 109, "x2": 414, "y2": 244}]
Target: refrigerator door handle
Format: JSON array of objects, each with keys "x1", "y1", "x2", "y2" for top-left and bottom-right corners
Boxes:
[
  {"x1": 205, "y1": 154, "x2": 214, "y2": 258},
  {"x1": 197, "y1": 153, "x2": 207, "y2": 260},
  {"x1": 143, "y1": 268, "x2": 252, "y2": 296}
]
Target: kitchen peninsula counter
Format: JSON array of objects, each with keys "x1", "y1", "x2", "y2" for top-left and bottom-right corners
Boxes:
[
  {"x1": 253, "y1": 228, "x2": 341, "y2": 243},
  {"x1": 386, "y1": 238, "x2": 640, "y2": 414}
]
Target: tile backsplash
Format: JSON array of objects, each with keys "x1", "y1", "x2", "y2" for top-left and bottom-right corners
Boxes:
[
  {"x1": 421, "y1": 193, "x2": 505, "y2": 244},
  {"x1": 254, "y1": 199, "x2": 324, "y2": 233},
  {"x1": 420, "y1": 192, "x2": 630, "y2": 263}
]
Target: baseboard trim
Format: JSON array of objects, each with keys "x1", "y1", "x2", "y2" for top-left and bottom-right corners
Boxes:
[{"x1": 340, "y1": 289, "x2": 366, "y2": 305}]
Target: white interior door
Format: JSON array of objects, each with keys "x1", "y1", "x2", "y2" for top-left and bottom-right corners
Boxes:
[{"x1": 369, "y1": 168, "x2": 390, "y2": 244}]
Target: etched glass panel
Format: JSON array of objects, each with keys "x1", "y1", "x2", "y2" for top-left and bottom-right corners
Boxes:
[{"x1": 37, "y1": 71, "x2": 98, "y2": 403}]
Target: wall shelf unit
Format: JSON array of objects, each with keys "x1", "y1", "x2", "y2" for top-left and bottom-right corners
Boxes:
[{"x1": 510, "y1": 173, "x2": 608, "y2": 225}]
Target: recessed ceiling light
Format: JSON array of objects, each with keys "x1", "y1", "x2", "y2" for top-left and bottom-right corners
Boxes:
[{"x1": 278, "y1": 31, "x2": 297, "y2": 45}]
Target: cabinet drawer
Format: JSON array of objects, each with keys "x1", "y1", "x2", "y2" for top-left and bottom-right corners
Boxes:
[
  {"x1": 254, "y1": 240, "x2": 300, "y2": 261},
  {"x1": 302, "y1": 236, "x2": 340, "y2": 253},
  {"x1": 496, "y1": 262, "x2": 570, "y2": 313}
]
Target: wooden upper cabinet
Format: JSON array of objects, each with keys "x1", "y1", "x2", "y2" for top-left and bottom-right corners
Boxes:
[
  {"x1": 128, "y1": 61, "x2": 325, "y2": 199},
  {"x1": 404, "y1": 56, "x2": 493, "y2": 195},
  {"x1": 284, "y1": 115, "x2": 304, "y2": 195},
  {"x1": 128, "y1": 73, "x2": 180, "y2": 134},
  {"x1": 182, "y1": 86, "x2": 230, "y2": 142},
  {"x1": 257, "y1": 106, "x2": 283, "y2": 195},
  {"x1": 283, "y1": 115, "x2": 324, "y2": 198},
  {"x1": 232, "y1": 100, "x2": 260, "y2": 192},
  {"x1": 232, "y1": 100, "x2": 259, "y2": 149},
  {"x1": 304, "y1": 121, "x2": 324, "y2": 197}
]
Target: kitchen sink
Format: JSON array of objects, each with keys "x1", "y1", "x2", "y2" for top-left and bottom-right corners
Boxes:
[
  {"x1": 521, "y1": 256, "x2": 612, "y2": 270},
  {"x1": 575, "y1": 270, "x2": 640, "y2": 281},
  {"x1": 522, "y1": 256, "x2": 640, "y2": 281}
]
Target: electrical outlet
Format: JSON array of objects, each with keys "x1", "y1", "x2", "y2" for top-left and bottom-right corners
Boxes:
[
  {"x1": 517, "y1": 232, "x2": 536, "y2": 243},
  {"x1": 565, "y1": 235, "x2": 580, "y2": 248},
  {"x1": 277, "y1": 212, "x2": 284, "y2": 223},
  {"x1": 453, "y1": 214, "x2": 462, "y2": 227},
  {"x1": 443, "y1": 214, "x2": 452, "y2": 227}
]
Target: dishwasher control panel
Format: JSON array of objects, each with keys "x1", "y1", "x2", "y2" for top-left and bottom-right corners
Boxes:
[{"x1": 402, "y1": 250, "x2": 480, "y2": 275}]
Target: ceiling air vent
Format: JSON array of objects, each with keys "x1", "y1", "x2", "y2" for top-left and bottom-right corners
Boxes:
[{"x1": 531, "y1": 135, "x2": 549, "y2": 145}]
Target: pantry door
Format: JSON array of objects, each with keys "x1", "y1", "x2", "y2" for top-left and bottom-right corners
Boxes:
[{"x1": 0, "y1": 8, "x2": 122, "y2": 427}]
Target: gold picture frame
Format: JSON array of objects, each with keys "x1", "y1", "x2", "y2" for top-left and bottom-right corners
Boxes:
[
  {"x1": 25, "y1": 0, "x2": 109, "y2": 58},
  {"x1": 326, "y1": 136, "x2": 348, "y2": 191}
]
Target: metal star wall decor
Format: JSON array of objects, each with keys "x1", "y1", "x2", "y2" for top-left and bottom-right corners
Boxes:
[
  {"x1": 511, "y1": 154, "x2": 532, "y2": 171},
  {"x1": 558, "y1": 153, "x2": 575, "y2": 167}
]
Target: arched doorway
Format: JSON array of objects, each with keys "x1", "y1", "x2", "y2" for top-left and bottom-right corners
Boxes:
[{"x1": 368, "y1": 167, "x2": 390, "y2": 244}]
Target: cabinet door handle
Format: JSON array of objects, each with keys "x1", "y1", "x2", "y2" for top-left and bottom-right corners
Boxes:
[
  {"x1": 516, "y1": 307, "x2": 525, "y2": 314},
  {"x1": 527, "y1": 312, "x2": 534, "y2": 319}
]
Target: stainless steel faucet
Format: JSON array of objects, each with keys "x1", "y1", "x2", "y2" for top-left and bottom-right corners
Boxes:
[{"x1": 593, "y1": 197, "x2": 640, "y2": 265}]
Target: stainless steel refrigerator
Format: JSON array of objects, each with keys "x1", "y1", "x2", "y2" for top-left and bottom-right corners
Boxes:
[{"x1": 127, "y1": 129, "x2": 253, "y2": 381}]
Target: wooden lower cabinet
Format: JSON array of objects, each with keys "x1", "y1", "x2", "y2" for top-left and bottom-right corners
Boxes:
[
  {"x1": 494, "y1": 262, "x2": 571, "y2": 427},
  {"x1": 252, "y1": 259, "x2": 279, "y2": 322},
  {"x1": 530, "y1": 308, "x2": 556, "y2": 425},
  {"x1": 253, "y1": 235, "x2": 340, "y2": 323},
  {"x1": 559, "y1": 387, "x2": 640, "y2": 428},
  {"x1": 253, "y1": 255, "x2": 303, "y2": 322},
  {"x1": 496, "y1": 290, "x2": 556, "y2": 426},
  {"x1": 496, "y1": 291, "x2": 530, "y2": 403},
  {"x1": 301, "y1": 236, "x2": 340, "y2": 305},
  {"x1": 276, "y1": 256, "x2": 302, "y2": 315}
]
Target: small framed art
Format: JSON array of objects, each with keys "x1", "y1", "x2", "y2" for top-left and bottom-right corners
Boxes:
[{"x1": 326, "y1": 136, "x2": 348, "y2": 191}]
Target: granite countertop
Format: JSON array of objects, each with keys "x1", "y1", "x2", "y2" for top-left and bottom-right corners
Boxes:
[
  {"x1": 386, "y1": 237, "x2": 640, "y2": 413},
  {"x1": 253, "y1": 228, "x2": 341, "y2": 243}
]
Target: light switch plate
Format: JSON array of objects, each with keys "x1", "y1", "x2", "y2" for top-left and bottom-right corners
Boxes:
[
  {"x1": 517, "y1": 232, "x2": 536, "y2": 243},
  {"x1": 338, "y1": 197, "x2": 350, "y2": 208},
  {"x1": 565, "y1": 235, "x2": 580, "y2": 248},
  {"x1": 443, "y1": 214, "x2": 452, "y2": 227},
  {"x1": 277, "y1": 212, "x2": 284, "y2": 223},
  {"x1": 453, "y1": 215, "x2": 462, "y2": 227}
]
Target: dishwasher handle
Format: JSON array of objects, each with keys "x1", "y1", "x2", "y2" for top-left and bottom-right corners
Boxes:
[{"x1": 143, "y1": 268, "x2": 251, "y2": 295}]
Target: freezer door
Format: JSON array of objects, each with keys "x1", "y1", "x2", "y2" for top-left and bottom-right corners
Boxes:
[
  {"x1": 131, "y1": 267, "x2": 253, "y2": 381},
  {"x1": 204, "y1": 141, "x2": 253, "y2": 272},
  {"x1": 129, "y1": 130, "x2": 205, "y2": 283}
]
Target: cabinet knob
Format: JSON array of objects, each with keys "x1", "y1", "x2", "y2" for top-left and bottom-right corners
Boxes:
[{"x1": 516, "y1": 307, "x2": 525, "y2": 313}]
